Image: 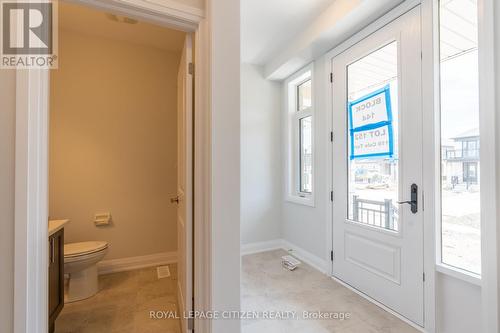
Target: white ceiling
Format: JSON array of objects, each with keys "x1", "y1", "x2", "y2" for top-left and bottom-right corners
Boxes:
[
  {"x1": 241, "y1": 0, "x2": 335, "y2": 65},
  {"x1": 348, "y1": 41, "x2": 398, "y2": 98},
  {"x1": 440, "y1": 0, "x2": 478, "y2": 60},
  {"x1": 59, "y1": 2, "x2": 186, "y2": 53},
  {"x1": 347, "y1": 0, "x2": 477, "y2": 96}
]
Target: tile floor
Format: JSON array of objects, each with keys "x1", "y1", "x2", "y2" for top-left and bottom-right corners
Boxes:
[
  {"x1": 241, "y1": 250, "x2": 420, "y2": 333},
  {"x1": 56, "y1": 252, "x2": 420, "y2": 333},
  {"x1": 55, "y1": 265, "x2": 180, "y2": 333}
]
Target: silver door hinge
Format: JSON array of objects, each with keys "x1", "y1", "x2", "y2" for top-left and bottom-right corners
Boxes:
[
  {"x1": 330, "y1": 191, "x2": 334, "y2": 202},
  {"x1": 188, "y1": 62, "x2": 194, "y2": 75},
  {"x1": 330, "y1": 73, "x2": 333, "y2": 83},
  {"x1": 188, "y1": 317, "x2": 194, "y2": 330},
  {"x1": 331, "y1": 251, "x2": 334, "y2": 261},
  {"x1": 423, "y1": 272, "x2": 425, "y2": 282},
  {"x1": 330, "y1": 131, "x2": 333, "y2": 142}
]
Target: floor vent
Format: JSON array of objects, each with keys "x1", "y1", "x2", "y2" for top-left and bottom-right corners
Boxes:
[
  {"x1": 281, "y1": 255, "x2": 301, "y2": 271},
  {"x1": 157, "y1": 265, "x2": 171, "y2": 279}
]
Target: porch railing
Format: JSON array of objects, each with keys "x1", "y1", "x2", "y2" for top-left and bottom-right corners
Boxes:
[
  {"x1": 444, "y1": 148, "x2": 479, "y2": 160},
  {"x1": 352, "y1": 195, "x2": 398, "y2": 231}
]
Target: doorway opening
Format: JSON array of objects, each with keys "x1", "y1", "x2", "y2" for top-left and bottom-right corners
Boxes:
[
  {"x1": 240, "y1": 3, "x2": 425, "y2": 333},
  {"x1": 47, "y1": 2, "x2": 193, "y2": 332}
]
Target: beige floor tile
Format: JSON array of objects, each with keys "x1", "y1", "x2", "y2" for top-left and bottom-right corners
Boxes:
[
  {"x1": 57, "y1": 252, "x2": 421, "y2": 333},
  {"x1": 55, "y1": 265, "x2": 179, "y2": 333},
  {"x1": 133, "y1": 310, "x2": 181, "y2": 333},
  {"x1": 241, "y1": 250, "x2": 420, "y2": 333}
]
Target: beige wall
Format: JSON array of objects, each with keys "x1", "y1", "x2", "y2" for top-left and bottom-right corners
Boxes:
[
  {"x1": 50, "y1": 29, "x2": 180, "y2": 260},
  {"x1": 0, "y1": 69, "x2": 16, "y2": 333}
]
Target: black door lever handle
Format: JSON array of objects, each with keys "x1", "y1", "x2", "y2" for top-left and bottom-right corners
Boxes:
[{"x1": 397, "y1": 184, "x2": 418, "y2": 214}]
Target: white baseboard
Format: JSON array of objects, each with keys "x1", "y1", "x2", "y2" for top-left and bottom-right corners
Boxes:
[
  {"x1": 241, "y1": 239, "x2": 329, "y2": 274},
  {"x1": 98, "y1": 251, "x2": 177, "y2": 275},
  {"x1": 241, "y1": 239, "x2": 285, "y2": 256}
]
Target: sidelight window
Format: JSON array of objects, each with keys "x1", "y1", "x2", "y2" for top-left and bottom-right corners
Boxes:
[{"x1": 439, "y1": 0, "x2": 481, "y2": 275}]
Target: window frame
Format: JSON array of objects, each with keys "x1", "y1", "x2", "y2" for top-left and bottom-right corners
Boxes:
[
  {"x1": 297, "y1": 81, "x2": 313, "y2": 195},
  {"x1": 436, "y1": 0, "x2": 483, "y2": 280},
  {"x1": 284, "y1": 64, "x2": 315, "y2": 206}
]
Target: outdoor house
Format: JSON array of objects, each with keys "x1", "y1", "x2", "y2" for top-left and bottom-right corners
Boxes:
[{"x1": 442, "y1": 128, "x2": 480, "y2": 189}]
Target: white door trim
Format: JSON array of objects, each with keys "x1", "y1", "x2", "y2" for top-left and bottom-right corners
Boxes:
[
  {"x1": 325, "y1": 0, "x2": 500, "y2": 332},
  {"x1": 14, "y1": 69, "x2": 50, "y2": 333},
  {"x1": 420, "y1": 1, "x2": 438, "y2": 331},
  {"x1": 14, "y1": 2, "x2": 213, "y2": 333},
  {"x1": 478, "y1": 0, "x2": 499, "y2": 331},
  {"x1": 71, "y1": 0, "x2": 204, "y2": 31}
]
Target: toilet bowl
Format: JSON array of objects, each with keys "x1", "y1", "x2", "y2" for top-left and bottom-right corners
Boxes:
[{"x1": 64, "y1": 241, "x2": 108, "y2": 303}]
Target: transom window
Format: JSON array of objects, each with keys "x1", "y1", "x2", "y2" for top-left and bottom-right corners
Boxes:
[{"x1": 297, "y1": 79, "x2": 312, "y2": 111}]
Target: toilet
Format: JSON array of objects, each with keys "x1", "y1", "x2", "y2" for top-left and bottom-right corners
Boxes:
[{"x1": 64, "y1": 241, "x2": 109, "y2": 302}]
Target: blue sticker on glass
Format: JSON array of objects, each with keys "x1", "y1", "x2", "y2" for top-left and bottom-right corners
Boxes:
[{"x1": 348, "y1": 85, "x2": 394, "y2": 160}]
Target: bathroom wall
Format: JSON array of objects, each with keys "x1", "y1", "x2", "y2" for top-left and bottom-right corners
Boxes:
[{"x1": 49, "y1": 28, "x2": 180, "y2": 260}]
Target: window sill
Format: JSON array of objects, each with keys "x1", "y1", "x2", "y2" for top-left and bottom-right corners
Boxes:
[
  {"x1": 285, "y1": 195, "x2": 315, "y2": 207},
  {"x1": 435, "y1": 263, "x2": 481, "y2": 286}
]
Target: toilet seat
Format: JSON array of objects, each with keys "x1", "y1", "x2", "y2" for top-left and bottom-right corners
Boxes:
[
  {"x1": 64, "y1": 241, "x2": 108, "y2": 258},
  {"x1": 63, "y1": 241, "x2": 109, "y2": 303}
]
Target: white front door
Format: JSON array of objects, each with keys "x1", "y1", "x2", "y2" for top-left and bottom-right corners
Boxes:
[
  {"x1": 176, "y1": 34, "x2": 193, "y2": 333},
  {"x1": 331, "y1": 7, "x2": 424, "y2": 325}
]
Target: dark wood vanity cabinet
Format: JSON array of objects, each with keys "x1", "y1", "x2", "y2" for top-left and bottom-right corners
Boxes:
[{"x1": 49, "y1": 229, "x2": 64, "y2": 333}]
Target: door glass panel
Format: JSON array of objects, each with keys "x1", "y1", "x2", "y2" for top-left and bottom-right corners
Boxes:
[{"x1": 346, "y1": 41, "x2": 399, "y2": 231}]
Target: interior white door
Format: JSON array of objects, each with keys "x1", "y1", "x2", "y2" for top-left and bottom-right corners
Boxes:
[
  {"x1": 176, "y1": 34, "x2": 193, "y2": 333},
  {"x1": 331, "y1": 7, "x2": 424, "y2": 325}
]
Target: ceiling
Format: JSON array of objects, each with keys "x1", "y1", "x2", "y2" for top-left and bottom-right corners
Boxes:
[
  {"x1": 440, "y1": 0, "x2": 477, "y2": 61},
  {"x1": 58, "y1": 2, "x2": 186, "y2": 53},
  {"x1": 241, "y1": 0, "x2": 335, "y2": 65},
  {"x1": 348, "y1": 41, "x2": 398, "y2": 98},
  {"x1": 347, "y1": 0, "x2": 477, "y2": 96}
]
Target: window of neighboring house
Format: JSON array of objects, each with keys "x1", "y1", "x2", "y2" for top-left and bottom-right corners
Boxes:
[
  {"x1": 439, "y1": 0, "x2": 481, "y2": 275},
  {"x1": 463, "y1": 162, "x2": 478, "y2": 184},
  {"x1": 286, "y1": 67, "x2": 314, "y2": 205}
]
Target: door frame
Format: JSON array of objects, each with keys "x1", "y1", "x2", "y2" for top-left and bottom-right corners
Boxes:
[
  {"x1": 176, "y1": 33, "x2": 194, "y2": 333},
  {"x1": 14, "y1": 1, "x2": 213, "y2": 333},
  {"x1": 324, "y1": 0, "x2": 500, "y2": 332},
  {"x1": 323, "y1": 0, "x2": 435, "y2": 332},
  {"x1": 331, "y1": 5, "x2": 424, "y2": 326}
]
